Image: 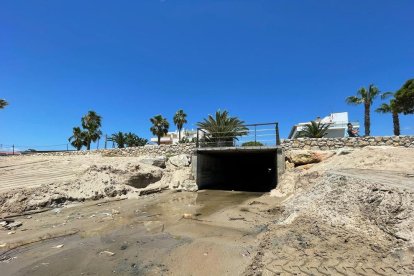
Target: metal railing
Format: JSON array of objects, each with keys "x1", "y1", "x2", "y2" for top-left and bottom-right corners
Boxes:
[
  {"x1": 196, "y1": 122, "x2": 280, "y2": 148},
  {"x1": 0, "y1": 143, "x2": 72, "y2": 155}
]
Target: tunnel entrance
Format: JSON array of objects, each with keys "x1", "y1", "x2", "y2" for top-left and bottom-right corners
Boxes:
[{"x1": 196, "y1": 148, "x2": 281, "y2": 192}]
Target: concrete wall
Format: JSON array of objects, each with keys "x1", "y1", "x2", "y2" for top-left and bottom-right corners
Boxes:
[
  {"x1": 325, "y1": 128, "x2": 345, "y2": 138},
  {"x1": 281, "y1": 136, "x2": 414, "y2": 151}
]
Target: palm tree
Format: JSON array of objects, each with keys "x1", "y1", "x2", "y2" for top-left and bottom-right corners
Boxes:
[
  {"x1": 150, "y1": 115, "x2": 169, "y2": 145},
  {"x1": 376, "y1": 92, "x2": 401, "y2": 136},
  {"x1": 68, "y1": 127, "x2": 86, "y2": 150},
  {"x1": 299, "y1": 121, "x2": 331, "y2": 138},
  {"x1": 395, "y1": 78, "x2": 414, "y2": 115},
  {"x1": 81, "y1": 111, "x2": 102, "y2": 150},
  {"x1": 108, "y1": 132, "x2": 126, "y2": 148},
  {"x1": 125, "y1": 132, "x2": 148, "y2": 147},
  {"x1": 346, "y1": 84, "x2": 380, "y2": 136},
  {"x1": 197, "y1": 110, "x2": 248, "y2": 147},
  {"x1": 173, "y1": 109, "x2": 188, "y2": 142},
  {"x1": 0, "y1": 99, "x2": 8, "y2": 109}
]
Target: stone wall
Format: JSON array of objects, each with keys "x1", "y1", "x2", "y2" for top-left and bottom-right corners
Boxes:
[
  {"x1": 281, "y1": 136, "x2": 414, "y2": 151},
  {"x1": 34, "y1": 143, "x2": 197, "y2": 157}
]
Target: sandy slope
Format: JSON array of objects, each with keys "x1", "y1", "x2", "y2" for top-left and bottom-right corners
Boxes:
[
  {"x1": 248, "y1": 146, "x2": 414, "y2": 275},
  {"x1": 0, "y1": 155, "x2": 192, "y2": 214}
]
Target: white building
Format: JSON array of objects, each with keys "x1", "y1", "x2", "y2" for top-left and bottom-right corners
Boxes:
[
  {"x1": 288, "y1": 112, "x2": 360, "y2": 139},
  {"x1": 150, "y1": 129, "x2": 198, "y2": 145}
]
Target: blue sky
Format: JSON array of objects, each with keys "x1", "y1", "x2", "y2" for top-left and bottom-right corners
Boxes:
[{"x1": 1, "y1": 0, "x2": 413, "y2": 150}]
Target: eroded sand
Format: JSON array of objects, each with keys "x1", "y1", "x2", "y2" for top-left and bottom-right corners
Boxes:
[{"x1": 1, "y1": 147, "x2": 414, "y2": 275}]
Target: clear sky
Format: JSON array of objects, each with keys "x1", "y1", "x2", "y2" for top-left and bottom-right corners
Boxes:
[{"x1": 1, "y1": 0, "x2": 413, "y2": 150}]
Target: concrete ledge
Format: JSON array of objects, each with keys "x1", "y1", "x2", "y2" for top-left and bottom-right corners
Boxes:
[{"x1": 197, "y1": 146, "x2": 280, "y2": 153}]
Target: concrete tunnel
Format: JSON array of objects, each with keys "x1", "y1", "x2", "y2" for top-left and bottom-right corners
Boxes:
[{"x1": 194, "y1": 147, "x2": 285, "y2": 192}]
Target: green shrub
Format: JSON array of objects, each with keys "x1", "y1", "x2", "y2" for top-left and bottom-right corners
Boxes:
[{"x1": 242, "y1": 141, "x2": 264, "y2": 147}]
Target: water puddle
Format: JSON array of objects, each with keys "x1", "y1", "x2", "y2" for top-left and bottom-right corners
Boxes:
[{"x1": 0, "y1": 190, "x2": 266, "y2": 275}]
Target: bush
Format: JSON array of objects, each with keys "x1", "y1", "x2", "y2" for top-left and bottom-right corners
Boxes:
[{"x1": 242, "y1": 141, "x2": 264, "y2": 147}]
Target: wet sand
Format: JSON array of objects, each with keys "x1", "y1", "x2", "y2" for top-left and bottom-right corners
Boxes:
[{"x1": 0, "y1": 190, "x2": 276, "y2": 276}]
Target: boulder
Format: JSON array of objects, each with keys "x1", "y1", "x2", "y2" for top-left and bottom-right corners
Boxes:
[
  {"x1": 168, "y1": 154, "x2": 190, "y2": 167},
  {"x1": 140, "y1": 156, "x2": 167, "y2": 168},
  {"x1": 169, "y1": 169, "x2": 186, "y2": 188},
  {"x1": 180, "y1": 180, "x2": 198, "y2": 192},
  {"x1": 286, "y1": 150, "x2": 334, "y2": 166},
  {"x1": 126, "y1": 170, "x2": 163, "y2": 189}
]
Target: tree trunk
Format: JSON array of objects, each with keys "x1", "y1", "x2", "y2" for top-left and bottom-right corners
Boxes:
[
  {"x1": 392, "y1": 111, "x2": 400, "y2": 136},
  {"x1": 178, "y1": 127, "x2": 182, "y2": 142},
  {"x1": 157, "y1": 136, "x2": 161, "y2": 145},
  {"x1": 364, "y1": 102, "x2": 370, "y2": 136}
]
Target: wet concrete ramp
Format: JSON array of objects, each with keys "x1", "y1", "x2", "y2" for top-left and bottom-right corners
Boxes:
[{"x1": 196, "y1": 147, "x2": 284, "y2": 192}]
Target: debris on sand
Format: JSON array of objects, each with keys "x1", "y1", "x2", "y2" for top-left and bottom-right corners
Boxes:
[
  {"x1": 99, "y1": 251, "x2": 115, "y2": 256},
  {"x1": 229, "y1": 217, "x2": 245, "y2": 221},
  {"x1": 182, "y1": 213, "x2": 193, "y2": 219},
  {"x1": 2, "y1": 221, "x2": 23, "y2": 230}
]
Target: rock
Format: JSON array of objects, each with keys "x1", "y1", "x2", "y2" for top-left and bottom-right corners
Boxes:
[
  {"x1": 168, "y1": 154, "x2": 190, "y2": 167},
  {"x1": 99, "y1": 251, "x2": 115, "y2": 256},
  {"x1": 169, "y1": 169, "x2": 192, "y2": 190},
  {"x1": 140, "y1": 156, "x2": 167, "y2": 168},
  {"x1": 125, "y1": 168, "x2": 163, "y2": 189},
  {"x1": 285, "y1": 160, "x2": 295, "y2": 171},
  {"x1": 53, "y1": 208, "x2": 62, "y2": 214},
  {"x1": 53, "y1": 244, "x2": 64, "y2": 249},
  {"x1": 286, "y1": 150, "x2": 334, "y2": 166},
  {"x1": 5, "y1": 221, "x2": 22, "y2": 230},
  {"x1": 336, "y1": 148, "x2": 353, "y2": 155},
  {"x1": 180, "y1": 180, "x2": 198, "y2": 192},
  {"x1": 182, "y1": 213, "x2": 193, "y2": 219}
]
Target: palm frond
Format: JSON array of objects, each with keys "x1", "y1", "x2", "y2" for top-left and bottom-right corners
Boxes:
[
  {"x1": 346, "y1": 96, "x2": 363, "y2": 105},
  {"x1": 375, "y1": 103, "x2": 392, "y2": 114},
  {"x1": 197, "y1": 110, "x2": 248, "y2": 146},
  {"x1": 299, "y1": 121, "x2": 331, "y2": 138},
  {"x1": 380, "y1": 91, "x2": 394, "y2": 100},
  {"x1": 0, "y1": 99, "x2": 8, "y2": 109}
]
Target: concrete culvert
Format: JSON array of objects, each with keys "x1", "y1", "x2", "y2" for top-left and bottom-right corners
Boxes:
[{"x1": 196, "y1": 148, "x2": 283, "y2": 192}]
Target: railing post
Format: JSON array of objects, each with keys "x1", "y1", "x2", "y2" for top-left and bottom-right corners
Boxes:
[
  {"x1": 276, "y1": 123, "x2": 281, "y2": 146},
  {"x1": 254, "y1": 125, "x2": 257, "y2": 144}
]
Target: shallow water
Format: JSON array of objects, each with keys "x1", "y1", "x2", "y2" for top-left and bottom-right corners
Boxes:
[{"x1": 0, "y1": 190, "x2": 266, "y2": 276}]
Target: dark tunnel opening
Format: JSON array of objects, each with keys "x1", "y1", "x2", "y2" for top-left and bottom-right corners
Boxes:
[{"x1": 196, "y1": 149, "x2": 278, "y2": 192}]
